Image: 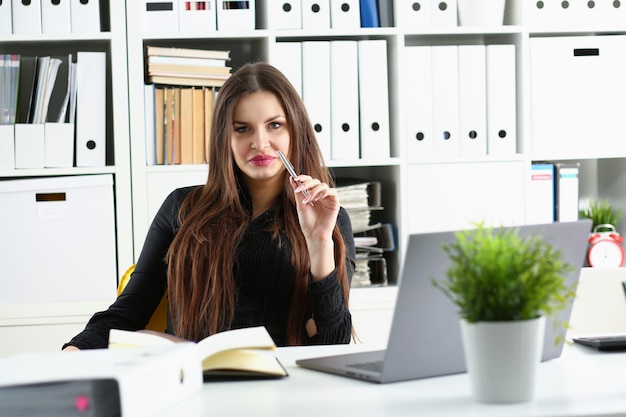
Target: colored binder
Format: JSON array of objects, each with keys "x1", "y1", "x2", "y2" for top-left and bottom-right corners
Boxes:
[
  {"x1": 0, "y1": 0, "x2": 12, "y2": 35},
  {"x1": 358, "y1": 39, "x2": 390, "y2": 159},
  {"x1": 75, "y1": 52, "x2": 106, "y2": 167},
  {"x1": 405, "y1": 46, "x2": 433, "y2": 159},
  {"x1": 216, "y1": 0, "x2": 255, "y2": 31},
  {"x1": 41, "y1": 0, "x2": 71, "y2": 34},
  {"x1": 486, "y1": 44, "x2": 516, "y2": 156},
  {"x1": 11, "y1": 0, "x2": 42, "y2": 35},
  {"x1": 554, "y1": 162, "x2": 580, "y2": 222},
  {"x1": 272, "y1": 42, "x2": 303, "y2": 98},
  {"x1": 142, "y1": 0, "x2": 179, "y2": 33},
  {"x1": 268, "y1": 0, "x2": 302, "y2": 29},
  {"x1": 397, "y1": 0, "x2": 430, "y2": 28},
  {"x1": 527, "y1": 163, "x2": 555, "y2": 224},
  {"x1": 431, "y1": 45, "x2": 460, "y2": 158},
  {"x1": 377, "y1": 0, "x2": 393, "y2": 27},
  {"x1": 70, "y1": 0, "x2": 100, "y2": 33},
  {"x1": 178, "y1": 0, "x2": 217, "y2": 33},
  {"x1": 301, "y1": 0, "x2": 330, "y2": 29},
  {"x1": 329, "y1": 0, "x2": 360, "y2": 29},
  {"x1": 302, "y1": 41, "x2": 332, "y2": 162},
  {"x1": 359, "y1": 0, "x2": 379, "y2": 27},
  {"x1": 458, "y1": 45, "x2": 487, "y2": 157},
  {"x1": 180, "y1": 87, "x2": 193, "y2": 164},
  {"x1": 330, "y1": 40, "x2": 359, "y2": 160}
]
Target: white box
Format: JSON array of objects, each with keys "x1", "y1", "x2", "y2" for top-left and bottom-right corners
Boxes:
[{"x1": 0, "y1": 174, "x2": 117, "y2": 305}]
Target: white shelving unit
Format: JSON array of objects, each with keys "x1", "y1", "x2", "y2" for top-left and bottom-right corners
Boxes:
[{"x1": 0, "y1": 0, "x2": 133, "y2": 355}]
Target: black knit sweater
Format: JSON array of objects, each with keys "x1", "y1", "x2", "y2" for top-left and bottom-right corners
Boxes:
[{"x1": 63, "y1": 186, "x2": 356, "y2": 349}]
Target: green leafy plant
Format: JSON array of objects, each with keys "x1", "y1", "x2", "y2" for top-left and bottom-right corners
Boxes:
[
  {"x1": 433, "y1": 224, "x2": 575, "y2": 323},
  {"x1": 579, "y1": 199, "x2": 622, "y2": 232}
]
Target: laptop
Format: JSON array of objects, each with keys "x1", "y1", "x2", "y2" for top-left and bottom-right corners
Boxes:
[{"x1": 296, "y1": 220, "x2": 592, "y2": 383}]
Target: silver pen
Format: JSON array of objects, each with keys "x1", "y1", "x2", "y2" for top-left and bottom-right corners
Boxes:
[{"x1": 277, "y1": 150, "x2": 313, "y2": 205}]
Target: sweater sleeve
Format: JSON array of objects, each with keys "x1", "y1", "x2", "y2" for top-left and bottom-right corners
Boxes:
[
  {"x1": 304, "y1": 207, "x2": 356, "y2": 345},
  {"x1": 62, "y1": 187, "x2": 196, "y2": 350}
]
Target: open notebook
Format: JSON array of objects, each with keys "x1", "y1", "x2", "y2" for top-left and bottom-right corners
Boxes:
[{"x1": 297, "y1": 220, "x2": 592, "y2": 383}]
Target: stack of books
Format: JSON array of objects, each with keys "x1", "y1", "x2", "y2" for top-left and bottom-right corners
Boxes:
[
  {"x1": 336, "y1": 180, "x2": 395, "y2": 287},
  {"x1": 146, "y1": 46, "x2": 231, "y2": 88}
]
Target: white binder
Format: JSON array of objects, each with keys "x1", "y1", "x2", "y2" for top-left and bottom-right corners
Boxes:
[
  {"x1": 526, "y1": 163, "x2": 555, "y2": 225},
  {"x1": 302, "y1": 41, "x2": 332, "y2": 162},
  {"x1": 430, "y1": 0, "x2": 456, "y2": 27},
  {"x1": 486, "y1": 44, "x2": 516, "y2": 156},
  {"x1": 397, "y1": 0, "x2": 430, "y2": 28},
  {"x1": 76, "y1": 51, "x2": 106, "y2": 167},
  {"x1": 529, "y1": 35, "x2": 626, "y2": 157},
  {"x1": 216, "y1": 0, "x2": 255, "y2": 31},
  {"x1": 329, "y1": 0, "x2": 360, "y2": 28},
  {"x1": 330, "y1": 40, "x2": 359, "y2": 160},
  {"x1": 142, "y1": 0, "x2": 179, "y2": 33},
  {"x1": 273, "y1": 41, "x2": 302, "y2": 98},
  {"x1": 405, "y1": 46, "x2": 433, "y2": 159},
  {"x1": 179, "y1": 0, "x2": 216, "y2": 33},
  {"x1": 41, "y1": 0, "x2": 71, "y2": 34},
  {"x1": 0, "y1": 0, "x2": 12, "y2": 35},
  {"x1": 358, "y1": 39, "x2": 390, "y2": 159},
  {"x1": 11, "y1": 0, "x2": 42, "y2": 35},
  {"x1": 554, "y1": 162, "x2": 580, "y2": 222},
  {"x1": 431, "y1": 45, "x2": 459, "y2": 158},
  {"x1": 458, "y1": 45, "x2": 487, "y2": 157},
  {"x1": 14, "y1": 124, "x2": 44, "y2": 169},
  {"x1": 0, "y1": 125, "x2": 15, "y2": 169},
  {"x1": 508, "y1": 0, "x2": 563, "y2": 27},
  {"x1": 69, "y1": 0, "x2": 100, "y2": 33},
  {"x1": 585, "y1": 0, "x2": 626, "y2": 27},
  {"x1": 302, "y1": 0, "x2": 330, "y2": 29},
  {"x1": 269, "y1": 0, "x2": 302, "y2": 29}
]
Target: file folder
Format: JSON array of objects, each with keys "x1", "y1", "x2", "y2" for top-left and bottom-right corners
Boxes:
[
  {"x1": 11, "y1": 0, "x2": 42, "y2": 35},
  {"x1": 330, "y1": 40, "x2": 359, "y2": 160},
  {"x1": 41, "y1": 0, "x2": 71, "y2": 34},
  {"x1": 179, "y1": 0, "x2": 217, "y2": 33},
  {"x1": 14, "y1": 124, "x2": 44, "y2": 169},
  {"x1": 0, "y1": 0, "x2": 12, "y2": 35},
  {"x1": 430, "y1": 0, "x2": 456, "y2": 27},
  {"x1": 75, "y1": 52, "x2": 106, "y2": 167},
  {"x1": 70, "y1": 0, "x2": 100, "y2": 33},
  {"x1": 431, "y1": 45, "x2": 459, "y2": 158},
  {"x1": 358, "y1": 40, "x2": 390, "y2": 159},
  {"x1": 486, "y1": 44, "x2": 516, "y2": 156},
  {"x1": 273, "y1": 42, "x2": 303, "y2": 98},
  {"x1": 458, "y1": 45, "x2": 487, "y2": 157},
  {"x1": 405, "y1": 46, "x2": 433, "y2": 159},
  {"x1": 269, "y1": 0, "x2": 302, "y2": 29},
  {"x1": 359, "y1": 0, "x2": 379, "y2": 27},
  {"x1": 526, "y1": 163, "x2": 555, "y2": 224},
  {"x1": 0, "y1": 125, "x2": 15, "y2": 169},
  {"x1": 529, "y1": 35, "x2": 626, "y2": 157},
  {"x1": 143, "y1": 0, "x2": 179, "y2": 33},
  {"x1": 377, "y1": 0, "x2": 393, "y2": 27},
  {"x1": 329, "y1": 0, "x2": 360, "y2": 28},
  {"x1": 397, "y1": 0, "x2": 430, "y2": 28},
  {"x1": 216, "y1": 0, "x2": 255, "y2": 31},
  {"x1": 302, "y1": 41, "x2": 332, "y2": 162},
  {"x1": 44, "y1": 122, "x2": 74, "y2": 168},
  {"x1": 302, "y1": 0, "x2": 330, "y2": 29},
  {"x1": 554, "y1": 162, "x2": 580, "y2": 223}
]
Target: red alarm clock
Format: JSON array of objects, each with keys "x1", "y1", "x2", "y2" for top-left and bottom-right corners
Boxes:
[{"x1": 587, "y1": 224, "x2": 625, "y2": 268}]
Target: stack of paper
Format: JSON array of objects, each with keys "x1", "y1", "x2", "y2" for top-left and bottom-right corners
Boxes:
[{"x1": 146, "y1": 46, "x2": 231, "y2": 88}]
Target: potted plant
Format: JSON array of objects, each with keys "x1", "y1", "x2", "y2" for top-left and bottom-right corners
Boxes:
[
  {"x1": 579, "y1": 198, "x2": 622, "y2": 232},
  {"x1": 433, "y1": 223, "x2": 574, "y2": 403}
]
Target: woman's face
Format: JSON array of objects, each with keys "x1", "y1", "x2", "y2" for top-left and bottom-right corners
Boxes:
[{"x1": 231, "y1": 90, "x2": 291, "y2": 185}]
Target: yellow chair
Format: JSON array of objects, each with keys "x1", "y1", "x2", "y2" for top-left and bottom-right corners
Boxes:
[{"x1": 117, "y1": 264, "x2": 168, "y2": 333}]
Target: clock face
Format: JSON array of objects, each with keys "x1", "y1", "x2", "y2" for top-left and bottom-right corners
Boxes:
[{"x1": 588, "y1": 240, "x2": 625, "y2": 268}]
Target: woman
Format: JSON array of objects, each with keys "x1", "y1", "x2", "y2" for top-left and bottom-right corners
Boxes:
[{"x1": 63, "y1": 62, "x2": 355, "y2": 349}]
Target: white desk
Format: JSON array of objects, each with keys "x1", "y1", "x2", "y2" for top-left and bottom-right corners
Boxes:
[{"x1": 152, "y1": 342, "x2": 626, "y2": 417}]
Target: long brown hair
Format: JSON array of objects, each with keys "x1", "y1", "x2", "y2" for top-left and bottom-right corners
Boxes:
[{"x1": 166, "y1": 62, "x2": 350, "y2": 345}]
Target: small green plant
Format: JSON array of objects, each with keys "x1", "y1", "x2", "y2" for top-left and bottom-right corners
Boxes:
[
  {"x1": 579, "y1": 199, "x2": 622, "y2": 232},
  {"x1": 433, "y1": 224, "x2": 575, "y2": 323}
]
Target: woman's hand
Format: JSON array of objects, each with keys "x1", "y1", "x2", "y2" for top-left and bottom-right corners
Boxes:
[{"x1": 290, "y1": 175, "x2": 339, "y2": 281}]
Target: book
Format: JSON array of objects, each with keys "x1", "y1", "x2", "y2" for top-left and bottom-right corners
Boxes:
[
  {"x1": 146, "y1": 46, "x2": 231, "y2": 61},
  {"x1": 148, "y1": 55, "x2": 228, "y2": 67},
  {"x1": 148, "y1": 63, "x2": 231, "y2": 76},
  {"x1": 149, "y1": 74, "x2": 227, "y2": 88},
  {"x1": 108, "y1": 325, "x2": 289, "y2": 379},
  {"x1": 0, "y1": 343, "x2": 202, "y2": 417}
]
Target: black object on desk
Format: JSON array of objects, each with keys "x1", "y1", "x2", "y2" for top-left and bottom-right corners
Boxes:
[{"x1": 572, "y1": 335, "x2": 626, "y2": 351}]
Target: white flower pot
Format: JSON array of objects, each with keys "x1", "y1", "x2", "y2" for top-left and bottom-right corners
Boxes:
[
  {"x1": 460, "y1": 316, "x2": 546, "y2": 403},
  {"x1": 457, "y1": 0, "x2": 506, "y2": 26}
]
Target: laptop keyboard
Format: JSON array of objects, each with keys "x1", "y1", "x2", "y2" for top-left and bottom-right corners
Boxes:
[{"x1": 346, "y1": 360, "x2": 384, "y2": 373}]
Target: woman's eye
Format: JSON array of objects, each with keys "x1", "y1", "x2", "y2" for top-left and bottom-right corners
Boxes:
[
  {"x1": 235, "y1": 126, "x2": 248, "y2": 133},
  {"x1": 269, "y1": 122, "x2": 281, "y2": 130}
]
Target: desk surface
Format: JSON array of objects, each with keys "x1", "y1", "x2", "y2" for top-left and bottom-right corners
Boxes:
[{"x1": 152, "y1": 341, "x2": 626, "y2": 417}]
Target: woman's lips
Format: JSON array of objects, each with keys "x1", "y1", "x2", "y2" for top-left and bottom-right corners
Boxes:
[{"x1": 250, "y1": 155, "x2": 275, "y2": 167}]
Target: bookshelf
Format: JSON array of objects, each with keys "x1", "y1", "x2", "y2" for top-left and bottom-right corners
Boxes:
[{"x1": 123, "y1": 1, "x2": 626, "y2": 346}]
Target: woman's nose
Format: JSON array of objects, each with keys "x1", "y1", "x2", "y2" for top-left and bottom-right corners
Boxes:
[{"x1": 251, "y1": 130, "x2": 270, "y2": 150}]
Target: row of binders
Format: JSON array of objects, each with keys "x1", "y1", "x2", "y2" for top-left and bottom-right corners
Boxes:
[
  {"x1": 142, "y1": 0, "x2": 396, "y2": 33},
  {"x1": 527, "y1": 162, "x2": 580, "y2": 225},
  {"x1": 0, "y1": 0, "x2": 101, "y2": 35},
  {"x1": 405, "y1": 44, "x2": 516, "y2": 159},
  {"x1": 274, "y1": 39, "x2": 390, "y2": 162},
  {"x1": 508, "y1": 0, "x2": 626, "y2": 27},
  {"x1": 0, "y1": 52, "x2": 106, "y2": 170}
]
